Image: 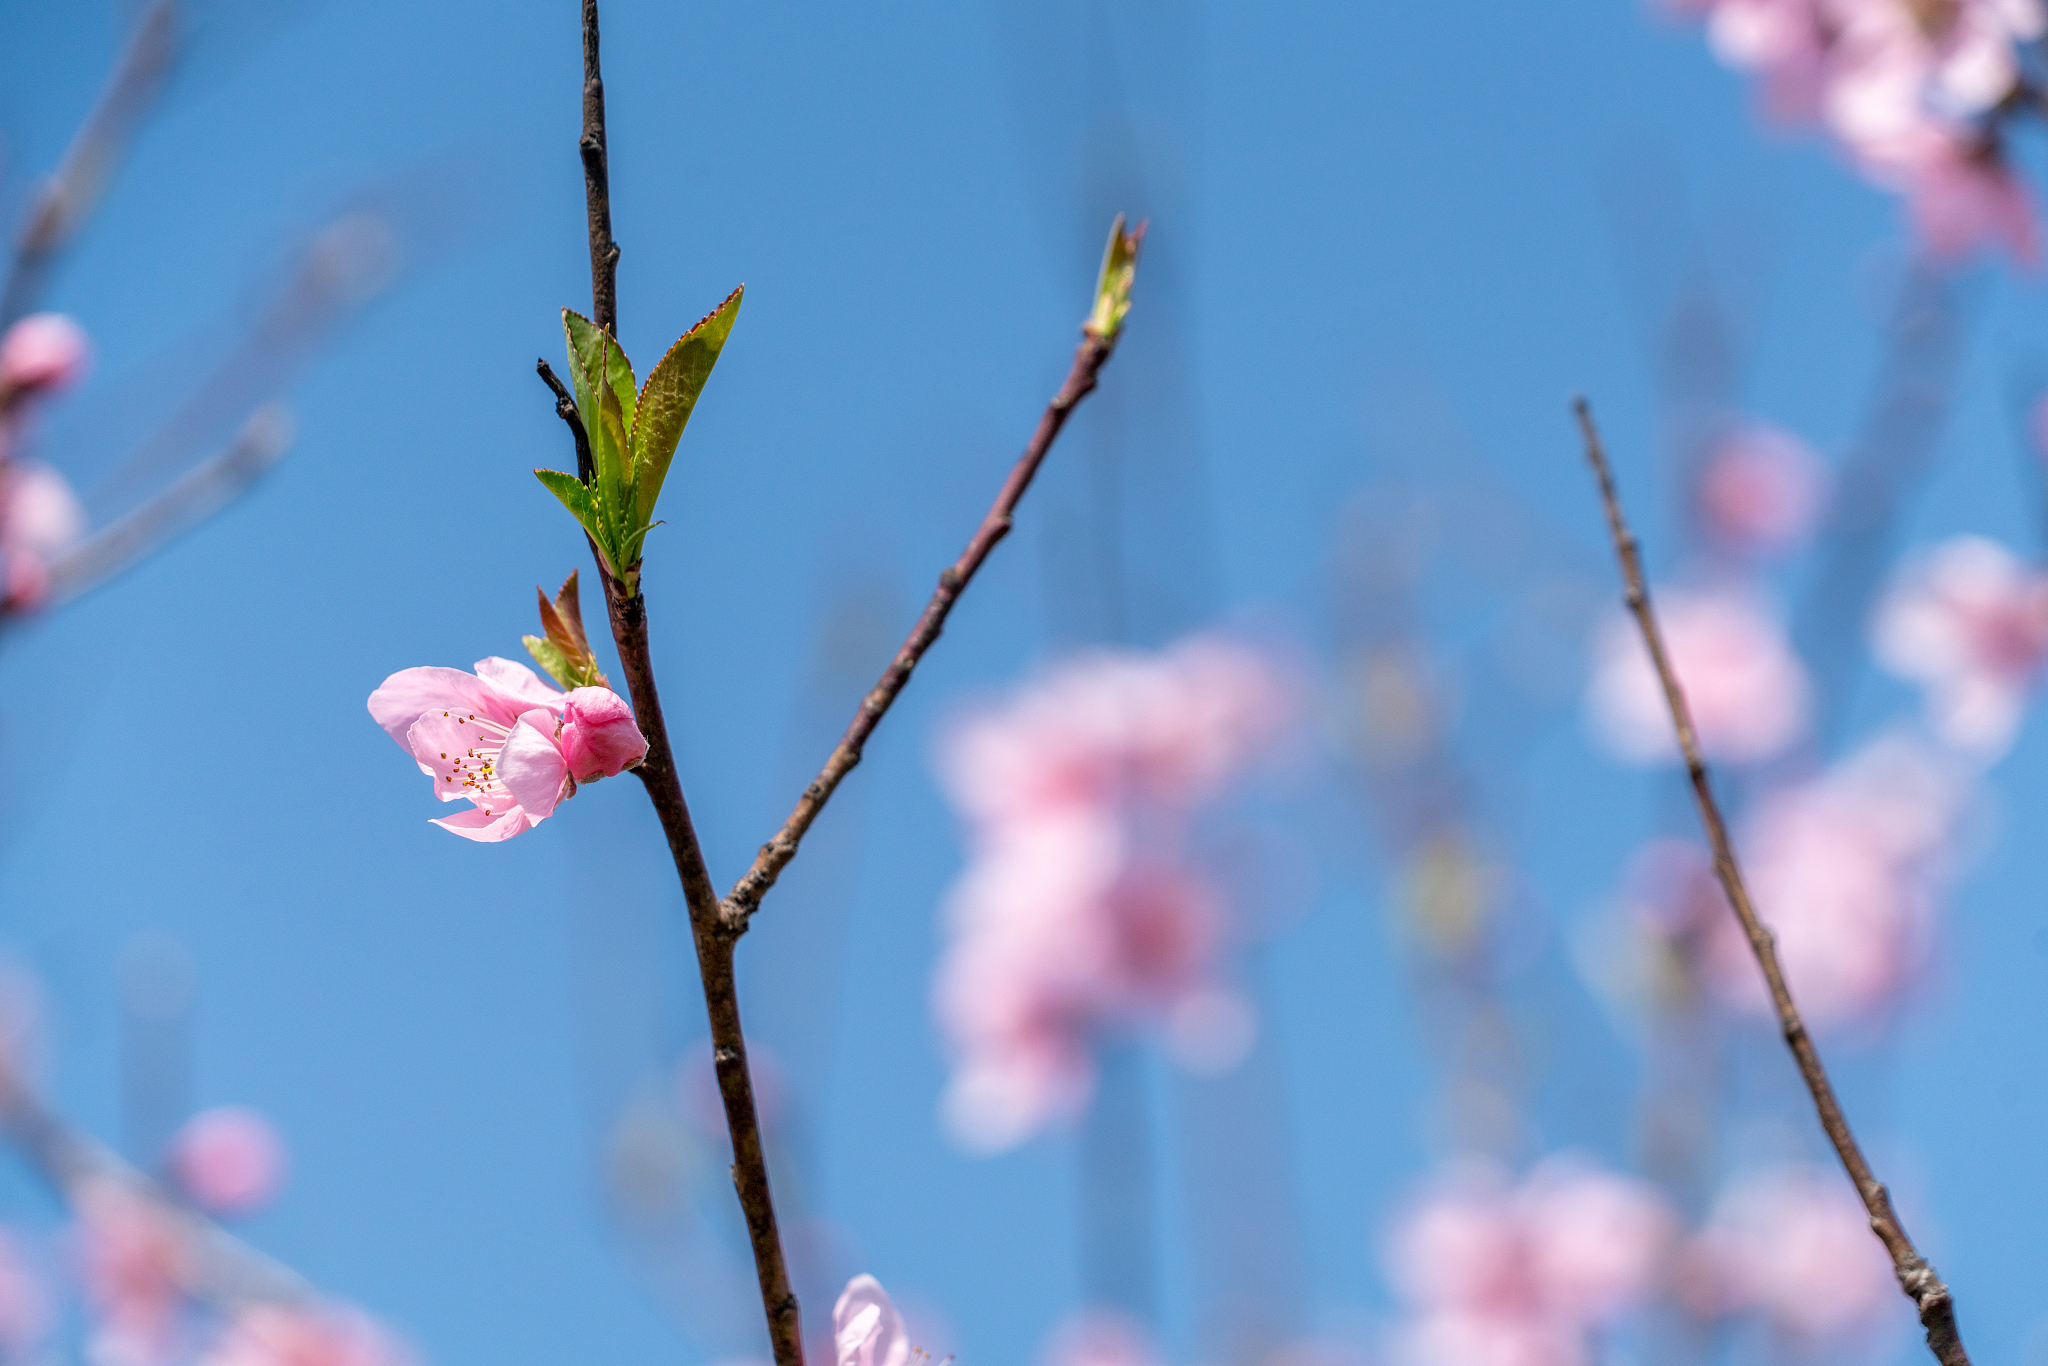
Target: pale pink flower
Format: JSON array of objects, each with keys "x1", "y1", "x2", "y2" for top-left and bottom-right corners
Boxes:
[
  {"x1": 1385, "y1": 1158, "x2": 1672, "y2": 1366},
  {"x1": 834, "y1": 1275, "x2": 908, "y2": 1366},
  {"x1": 1700, "y1": 735, "x2": 1966, "y2": 1027},
  {"x1": 0, "y1": 314, "x2": 90, "y2": 401},
  {"x1": 1696, "y1": 422, "x2": 1828, "y2": 552},
  {"x1": 169, "y1": 1107, "x2": 286, "y2": 1217},
  {"x1": 366, "y1": 660, "x2": 646, "y2": 842},
  {"x1": 1041, "y1": 1311, "x2": 1159, "y2": 1366},
  {"x1": 1587, "y1": 589, "x2": 1809, "y2": 765},
  {"x1": 932, "y1": 636, "x2": 1292, "y2": 1151},
  {"x1": 0, "y1": 1230, "x2": 49, "y2": 1357},
  {"x1": 203, "y1": 1306, "x2": 409, "y2": 1366},
  {"x1": 1874, "y1": 535, "x2": 2048, "y2": 754},
  {"x1": 1679, "y1": 1165, "x2": 1900, "y2": 1339},
  {"x1": 0, "y1": 461, "x2": 84, "y2": 613},
  {"x1": 77, "y1": 1184, "x2": 188, "y2": 1366}
]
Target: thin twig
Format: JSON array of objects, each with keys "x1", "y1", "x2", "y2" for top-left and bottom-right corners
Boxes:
[
  {"x1": 0, "y1": 1061, "x2": 312, "y2": 1308},
  {"x1": 1573, "y1": 397, "x2": 1969, "y2": 1366},
  {"x1": 563, "y1": 8, "x2": 797, "y2": 1364},
  {"x1": 1, "y1": 0, "x2": 178, "y2": 325},
  {"x1": 41, "y1": 406, "x2": 294, "y2": 611},
  {"x1": 580, "y1": 0, "x2": 619, "y2": 336},
  {"x1": 720, "y1": 281, "x2": 1140, "y2": 932},
  {"x1": 536, "y1": 358, "x2": 594, "y2": 483}
]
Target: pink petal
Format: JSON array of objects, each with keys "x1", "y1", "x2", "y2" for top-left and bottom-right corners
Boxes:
[
  {"x1": 406, "y1": 711, "x2": 501, "y2": 802},
  {"x1": 833, "y1": 1275, "x2": 909, "y2": 1366},
  {"x1": 169, "y1": 1106, "x2": 286, "y2": 1216},
  {"x1": 474, "y1": 657, "x2": 562, "y2": 711},
  {"x1": 369, "y1": 668, "x2": 514, "y2": 750},
  {"x1": 497, "y1": 710, "x2": 570, "y2": 820},
  {"x1": 0, "y1": 314, "x2": 89, "y2": 395},
  {"x1": 429, "y1": 807, "x2": 530, "y2": 842},
  {"x1": 558, "y1": 686, "x2": 648, "y2": 780}
]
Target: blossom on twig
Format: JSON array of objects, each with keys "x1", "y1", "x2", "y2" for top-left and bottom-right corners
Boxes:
[{"x1": 366, "y1": 658, "x2": 647, "y2": 842}]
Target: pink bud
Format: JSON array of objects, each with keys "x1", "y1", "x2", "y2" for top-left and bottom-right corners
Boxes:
[
  {"x1": 558, "y1": 686, "x2": 648, "y2": 781},
  {"x1": 0, "y1": 315, "x2": 90, "y2": 397},
  {"x1": 1, "y1": 551, "x2": 48, "y2": 614},
  {"x1": 170, "y1": 1106, "x2": 286, "y2": 1216}
]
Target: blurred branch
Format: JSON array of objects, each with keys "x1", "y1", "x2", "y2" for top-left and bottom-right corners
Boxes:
[
  {"x1": 1, "y1": 1, "x2": 179, "y2": 325},
  {"x1": 1573, "y1": 397, "x2": 1969, "y2": 1366},
  {"x1": 720, "y1": 221, "x2": 1144, "y2": 933},
  {"x1": 0, "y1": 1059, "x2": 311, "y2": 1309},
  {"x1": 44, "y1": 405, "x2": 293, "y2": 609}
]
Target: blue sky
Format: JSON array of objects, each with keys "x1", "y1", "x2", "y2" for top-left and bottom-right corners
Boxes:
[{"x1": 2, "y1": 2, "x2": 2047, "y2": 1364}]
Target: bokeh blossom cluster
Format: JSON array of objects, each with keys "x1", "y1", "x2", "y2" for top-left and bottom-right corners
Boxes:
[
  {"x1": 1670, "y1": 0, "x2": 2048, "y2": 259},
  {"x1": 931, "y1": 635, "x2": 1294, "y2": 1153},
  {"x1": 0, "y1": 313, "x2": 89, "y2": 614},
  {"x1": 1382, "y1": 1158, "x2": 1673, "y2": 1366},
  {"x1": 1875, "y1": 534, "x2": 2048, "y2": 756}
]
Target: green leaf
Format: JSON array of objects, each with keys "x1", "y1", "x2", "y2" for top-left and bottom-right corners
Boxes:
[
  {"x1": 523, "y1": 634, "x2": 578, "y2": 691},
  {"x1": 593, "y1": 338, "x2": 636, "y2": 555},
  {"x1": 630, "y1": 285, "x2": 744, "y2": 525},
  {"x1": 535, "y1": 468, "x2": 616, "y2": 576},
  {"x1": 1084, "y1": 214, "x2": 1144, "y2": 343},
  {"x1": 562, "y1": 309, "x2": 638, "y2": 433}
]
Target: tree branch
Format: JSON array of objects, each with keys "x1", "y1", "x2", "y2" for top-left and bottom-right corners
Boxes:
[
  {"x1": 580, "y1": 0, "x2": 619, "y2": 336},
  {"x1": 1, "y1": 0, "x2": 178, "y2": 326},
  {"x1": 563, "y1": 8, "x2": 796, "y2": 1364},
  {"x1": 1572, "y1": 397, "x2": 1969, "y2": 1366},
  {"x1": 720, "y1": 299, "x2": 1137, "y2": 933}
]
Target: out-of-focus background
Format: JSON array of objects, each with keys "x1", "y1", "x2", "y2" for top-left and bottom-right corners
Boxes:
[{"x1": 2, "y1": 2, "x2": 2046, "y2": 1365}]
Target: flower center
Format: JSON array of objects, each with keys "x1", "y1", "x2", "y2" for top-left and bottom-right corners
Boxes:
[{"x1": 435, "y1": 711, "x2": 515, "y2": 814}]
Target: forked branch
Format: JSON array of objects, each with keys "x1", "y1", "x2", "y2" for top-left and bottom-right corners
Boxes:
[{"x1": 1572, "y1": 397, "x2": 1968, "y2": 1366}]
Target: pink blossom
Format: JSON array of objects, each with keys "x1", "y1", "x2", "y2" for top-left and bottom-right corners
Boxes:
[
  {"x1": 77, "y1": 1184, "x2": 188, "y2": 1366},
  {"x1": 1695, "y1": 421, "x2": 1828, "y2": 553},
  {"x1": 0, "y1": 314, "x2": 90, "y2": 402},
  {"x1": 0, "y1": 1230, "x2": 49, "y2": 1357},
  {"x1": 1385, "y1": 1158, "x2": 1672, "y2": 1366},
  {"x1": 0, "y1": 461, "x2": 84, "y2": 614},
  {"x1": 1679, "y1": 1165, "x2": 1900, "y2": 1339},
  {"x1": 1680, "y1": 0, "x2": 2045, "y2": 260},
  {"x1": 1040, "y1": 1312, "x2": 1160, "y2": 1366},
  {"x1": 1685, "y1": 736, "x2": 1965, "y2": 1028},
  {"x1": 202, "y1": 1306, "x2": 410, "y2": 1366},
  {"x1": 366, "y1": 659, "x2": 645, "y2": 842},
  {"x1": 1587, "y1": 589, "x2": 1809, "y2": 765},
  {"x1": 932, "y1": 636, "x2": 1293, "y2": 1151},
  {"x1": 834, "y1": 1275, "x2": 908, "y2": 1366},
  {"x1": 1874, "y1": 535, "x2": 2048, "y2": 755},
  {"x1": 168, "y1": 1107, "x2": 286, "y2": 1217}
]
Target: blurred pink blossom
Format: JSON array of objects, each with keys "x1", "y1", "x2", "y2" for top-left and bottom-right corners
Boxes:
[
  {"x1": 1635, "y1": 736, "x2": 1966, "y2": 1028},
  {"x1": 0, "y1": 314, "x2": 90, "y2": 402},
  {"x1": 0, "y1": 461, "x2": 84, "y2": 614},
  {"x1": 77, "y1": 1185, "x2": 188, "y2": 1366},
  {"x1": 1678, "y1": 1165, "x2": 1901, "y2": 1340},
  {"x1": 169, "y1": 1107, "x2": 286, "y2": 1217},
  {"x1": 1874, "y1": 535, "x2": 2048, "y2": 755},
  {"x1": 932, "y1": 636, "x2": 1294, "y2": 1152},
  {"x1": 0, "y1": 1230, "x2": 48, "y2": 1357},
  {"x1": 834, "y1": 1275, "x2": 908, "y2": 1366},
  {"x1": 1385, "y1": 1158, "x2": 1672, "y2": 1366},
  {"x1": 203, "y1": 1305, "x2": 409, "y2": 1366},
  {"x1": 1696, "y1": 422, "x2": 1828, "y2": 553},
  {"x1": 366, "y1": 661, "x2": 645, "y2": 842},
  {"x1": 1587, "y1": 589, "x2": 1809, "y2": 765},
  {"x1": 1678, "y1": 0, "x2": 2046, "y2": 260},
  {"x1": 1040, "y1": 1311, "x2": 1159, "y2": 1366}
]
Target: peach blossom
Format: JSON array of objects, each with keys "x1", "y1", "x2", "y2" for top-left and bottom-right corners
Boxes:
[
  {"x1": 834, "y1": 1275, "x2": 908, "y2": 1366},
  {"x1": 1680, "y1": 1165, "x2": 1900, "y2": 1339},
  {"x1": 169, "y1": 1107, "x2": 286, "y2": 1217},
  {"x1": 0, "y1": 314, "x2": 89, "y2": 401},
  {"x1": 1695, "y1": 421, "x2": 1828, "y2": 553},
  {"x1": 1587, "y1": 589, "x2": 1808, "y2": 765},
  {"x1": 1874, "y1": 535, "x2": 2048, "y2": 756}
]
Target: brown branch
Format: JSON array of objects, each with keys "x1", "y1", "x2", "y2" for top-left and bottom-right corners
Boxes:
[
  {"x1": 537, "y1": 357, "x2": 595, "y2": 482},
  {"x1": 580, "y1": 0, "x2": 619, "y2": 336},
  {"x1": 720, "y1": 286, "x2": 1140, "y2": 932},
  {"x1": 1, "y1": 0, "x2": 178, "y2": 325},
  {"x1": 1572, "y1": 397, "x2": 1969, "y2": 1366},
  {"x1": 562, "y1": 7, "x2": 796, "y2": 1364}
]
